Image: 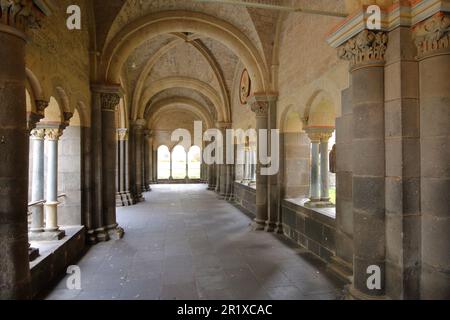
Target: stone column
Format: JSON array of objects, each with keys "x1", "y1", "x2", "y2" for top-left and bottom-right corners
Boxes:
[
  {"x1": 185, "y1": 150, "x2": 189, "y2": 180},
  {"x1": 100, "y1": 92, "x2": 124, "y2": 240},
  {"x1": 339, "y1": 30, "x2": 388, "y2": 299},
  {"x1": 133, "y1": 120, "x2": 145, "y2": 200},
  {"x1": 328, "y1": 88, "x2": 354, "y2": 284},
  {"x1": 29, "y1": 129, "x2": 45, "y2": 234},
  {"x1": 115, "y1": 130, "x2": 123, "y2": 207},
  {"x1": 43, "y1": 128, "x2": 65, "y2": 239},
  {"x1": 152, "y1": 149, "x2": 158, "y2": 182},
  {"x1": 249, "y1": 95, "x2": 276, "y2": 230},
  {"x1": 143, "y1": 130, "x2": 151, "y2": 191},
  {"x1": 217, "y1": 123, "x2": 230, "y2": 198},
  {"x1": 147, "y1": 133, "x2": 153, "y2": 188},
  {"x1": 306, "y1": 130, "x2": 321, "y2": 205},
  {"x1": 0, "y1": 1, "x2": 47, "y2": 299},
  {"x1": 117, "y1": 129, "x2": 126, "y2": 205},
  {"x1": 413, "y1": 13, "x2": 450, "y2": 299},
  {"x1": 169, "y1": 149, "x2": 173, "y2": 180}
]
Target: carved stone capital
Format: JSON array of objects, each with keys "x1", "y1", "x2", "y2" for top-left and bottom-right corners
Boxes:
[
  {"x1": 338, "y1": 30, "x2": 388, "y2": 67},
  {"x1": 100, "y1": 92, "x2": 120, "y2": 112},
  {"x1": 0, "y1": 0, "x2": 45, "y2": 31},
  {"x1": 44, "y1": 128, "x2": 62, "y2": 141},
  {"x1": 305, "y1": 127, "x2": 335, "y2": 143},
  {"x1": 30, "y1": 128, "x2": 45, "y2": 140},
  {"x1": 117, "y1": 128, "x2": 128, "y2": 141},
  {"x1": 413, "y1": 13, "x2": 450, "y2": 58}
]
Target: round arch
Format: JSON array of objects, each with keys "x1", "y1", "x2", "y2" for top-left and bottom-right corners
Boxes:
[
  {"x1": 146, "y1": 97, "x2": 214, "y2": 129},
  {"x1": 100, "y1": 11, "x2": 269, "y2": 98},
  {"x1": 138, "y1": 76, "x2": 224, "y2": 121}
]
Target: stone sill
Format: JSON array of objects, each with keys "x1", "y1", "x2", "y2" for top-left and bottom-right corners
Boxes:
[
  {"x1": 30, "y1": 226, "x2": 86, "y2": 298},
  {"x1": 284, "y1": 198, "x2": 336, "y2": 225},
  {"x1": 235, "y1": 181, "x2": 256, "y2": 191}
]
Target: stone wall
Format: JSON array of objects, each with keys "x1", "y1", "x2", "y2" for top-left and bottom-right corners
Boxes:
[
  {"x1": 282, "y1": 199, "x2": 336, "y2": 263},
  {"x1": 58, "y1": 126, "x2": 82, "y2": 226},
  {"x1": 233, "y1": 182, "x2": 256, "y2": 217}
]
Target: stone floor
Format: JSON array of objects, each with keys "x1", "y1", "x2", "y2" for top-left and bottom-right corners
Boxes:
[{"x1": 43, "y1": 184, "x2": 345, "y2": 300}]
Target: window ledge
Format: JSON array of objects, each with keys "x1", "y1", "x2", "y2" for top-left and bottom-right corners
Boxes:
[
  {"x1": 284, "y1": 198, "x2": 336, "y2": 221},
  {"x1": 235, "y1": 181, "x2": 256, "y2": 190}
]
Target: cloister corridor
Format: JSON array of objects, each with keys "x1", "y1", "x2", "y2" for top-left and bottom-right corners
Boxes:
[{"x1": 42, "y1": 185, "x2": 344, "y2": 300}]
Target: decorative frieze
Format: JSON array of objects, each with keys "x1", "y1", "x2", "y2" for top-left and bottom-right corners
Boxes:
[
  {"x1": 338, "y1": 30, "x2": 388, "y2": 67},
  {"x1": 100, "y1": 92, "x2": 120, "y2": 112},
  {"x1": 413, "y1": 13, "x2": 450, "y2": 57}
]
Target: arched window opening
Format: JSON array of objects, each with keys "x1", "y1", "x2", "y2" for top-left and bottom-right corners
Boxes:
[
  {"x1": 188, "y1": 145, "x2": 201, "y2": 179},
  {"x1": 172, "y1": 145, "x2": 187, "y2": 180},
  {"x1": 157, "y1": 145, "x2": 171, "y2": 179}
]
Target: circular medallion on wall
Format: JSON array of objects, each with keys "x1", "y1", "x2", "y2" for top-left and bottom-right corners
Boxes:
[{"x1": 240, "y1": 69, "x2": 251, "y2": 105}]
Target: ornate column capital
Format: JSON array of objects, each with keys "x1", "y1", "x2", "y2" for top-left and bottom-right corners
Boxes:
[
  {"x1": 30, "y1": 128, "x2": 45, "y2": 140},
  {"x1": 117, "y1": 128, "x2": 128, "y2": 141},
  {"x1": 100, "y1": 92, "x2": 120, "y2": 112},
  {"x1": 305, "y1": 127, "x2": 335, "y2": 143},
  {"x1": 248, "y1": 94, "x2": 277, "y2": 118},
  {"x1": 133, "y1": 119, "x2": 146, "y2": 132},
  {"x1": 44, "y1": 128, "x2": 62, "y2": 141},
  {"x1": 338, "y1": 30, "x2": 388, "y2": 68},
  {"x1": 413, "y1": 13, "x2": 450, "y2": 58}
]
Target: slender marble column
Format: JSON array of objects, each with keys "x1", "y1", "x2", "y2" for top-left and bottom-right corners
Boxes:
[
  {"x1": 115, "y1": 130, "x2": 123, "y2": 207},
  {"x1": 44, "y1": 128, "x2": 60, "y2": 231},
  {"x1": 29, "y1": 129, "x2": 45, "y2": 233},
  {"x1": 319, "y1": 130, "x2": 334, "y2": 204},
  {"x1": 306, "y1": 130, "x2": 321, "y2": 204},
  {"x1": 414, "y1": 14, "x2": 450, "y2": 299},
  {"x1": 339, "y1": 30, "x2": 388, "y2": 298},
  {"x1": 185, "y1": 151, "x2": 189, "y2": 180}
]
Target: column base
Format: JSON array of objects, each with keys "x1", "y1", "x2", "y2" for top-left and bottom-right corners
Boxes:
[
  {"x1": 346, "y1": 286, "x2": 388, "y2": 300},
  {"x1": 274, "y1": 222, "x2": 284, "y2": 234},
  {"x1": 95, "y1": 228, "x2": 109, "y2": 242},
  {"x1": 28, "y1": 247, "x2": 40, "y2": 262},
  {"x1": 29, "y1": 229, "x2": 66, "y2": 241},
  {"x1": 327, "y1": 256, "x2": 353, "y2": 284},
  {"x1": 304, "y1": 200, "x2": 335, "y2": 209},
  {"x1": 86, "y1": 229, "x2": 97, "y2": 244},
  {"x1": 116, "y1": 192, "x2": 125, "y2": 207},
  {"x1": 106, "y1": 224, "x2": 125, "y2": 240},
  {"x1": 265, "y1": 221, "x2": 277, "y2": 233},
  {"x1": 253, "y1": 219, "x2": 266, "y2": 231}
]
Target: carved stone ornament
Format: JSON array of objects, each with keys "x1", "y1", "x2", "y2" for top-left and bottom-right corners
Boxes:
[
  {"x1": 44, "y1": 128, "x2": 62, "y2": 141},
  {"x1": 240, "y1": 69, "x2": 251, "y2": 105},
  {"x1": 30, "y1": 128, "x2": 45, "y2": 140},
  {"x1": 338, "y1": 30, "x2": 388, "y2": 66},
  {"x1": 35, "y1": 99, "x2": 48, "y2": 115},
  {"x1": 250, "y1": 99, "x2": 269, "y2": 117},
  {"x1": 117, "y1": 128, "x2": 128, "y2": 141},
  {"x1": 413, "y1": 13, "x2": 450, "y2": 57},
  {"x1": 100, "y1": 92, "x2": 120, "y2": 112},
  {"x1": 0, "y1": 0, "x2": 43, "y2": 30}
]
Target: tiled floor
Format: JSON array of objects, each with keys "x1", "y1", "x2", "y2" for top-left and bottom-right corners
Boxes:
[{"x1": 44, "y1": 184, "x2": 345, "y2": 300}]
